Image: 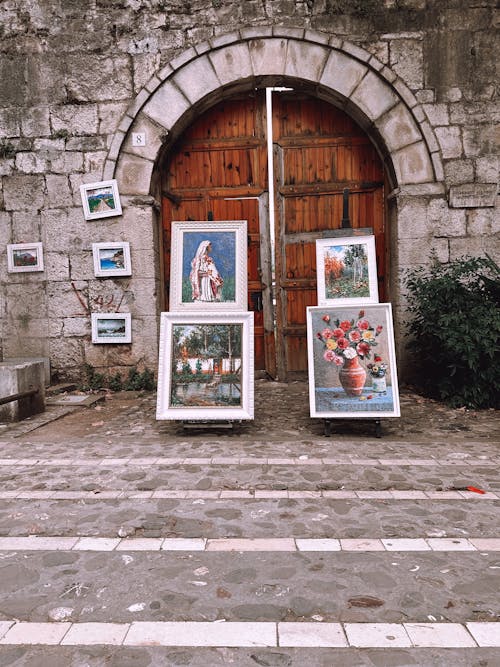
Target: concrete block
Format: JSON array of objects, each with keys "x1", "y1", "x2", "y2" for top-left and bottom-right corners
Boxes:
[
  {"x1": 172, "y1": 56, "x2": 221, "y2": 106},
  {"x1": 285, "y1": 40, "x2": 328, "y2": 81},
  {"x1": 375, "y1": 103, "x2": 421, "y2": 152},
  {"x1": 0, "y1": 360, "x2": 46, "y2": 422},
  {"x1": 209, "y1": 43, "x2": 254, "y2": 86},
  {"x1": 320, "y1": 50, "x2": 367, "y2": 99},
  {"x1": 4, "y1": 357, "x2": 50, "y2": 386},
  {"x1": 350, "y1": 71, "x2": 399, "y2": 121}
]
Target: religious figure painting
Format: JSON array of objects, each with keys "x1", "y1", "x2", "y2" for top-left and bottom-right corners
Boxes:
[
  {"x1": 315, "y1": 235, "x2": 379, "y2": 306},
  {"x1": 156, "y1": 312, "x2": 254, "y2": 421},
  {"x1": 169, "y1": 221, "x2": 248, "y2": 311}
]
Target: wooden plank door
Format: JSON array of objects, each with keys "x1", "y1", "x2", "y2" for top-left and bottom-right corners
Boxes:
[
  {"x1": 161, "y1": 93, "x2": 273, "y2": 373},
  {"x1": 271, "y1": 92, "x2": 386, "y2": 379}
]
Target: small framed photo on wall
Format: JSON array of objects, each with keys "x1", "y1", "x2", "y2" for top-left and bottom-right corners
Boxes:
[
  {"x1": 80, "y1": 180, "x2": 122, "y2": 221},
  {"x1": 91, "y1": 313, "x2": 131, "y2": 344},
  {"x1": 315, "y1": 235, "x2": 379, "y2": 306},
  {"x1": 92, "y1": 242, "x2": 132, "y2": 277},
  {"x1": 7, "y1": 242, "x2": 44, "y2": 273}
]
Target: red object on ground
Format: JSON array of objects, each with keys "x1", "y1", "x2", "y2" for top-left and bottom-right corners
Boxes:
[{"x1": 466, "y1": 486, "x2": 486, "y2": 494}]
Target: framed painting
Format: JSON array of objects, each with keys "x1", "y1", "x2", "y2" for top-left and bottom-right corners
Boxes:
[
  {"x1": 169, "y1": 221, "x2": 248, "y2": 311},
  {"x1": 156, "y1": 311, "x2": 254, "y2": 421},
  {"x1": 307, "y1": 303, "x2": 400, "y2": 418},
  {"x1": 92, "y1": 242, "x2": 131, "y2": 277},
  {"x1": 80, "y1": 180, "x2": 122, "y2": 220},
  {"x1": 7, "y1": 242, "x2": 44, "y2": 273},
  {"x1": 91, "y1": 313, "x2": 131, "y2": 344},
  {"x1": 315, "y1": 235, "x2": 379, "y2": 306}
]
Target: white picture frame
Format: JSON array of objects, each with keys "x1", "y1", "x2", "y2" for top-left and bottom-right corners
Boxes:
[
  {"x1": 156, "y1": 311, "x2": 254, "y2": 421},
  {"x1": 92, "y1": 242, "x2": 132, "y2": 277},
  {"x1": 169, "y1": 220, "x2": 248, "y2": 311},
  {"x1": 7, "y1": 242, "x2": 44, "y2": 273},
  {"x1": 91, "y1": 313, "x2": 132, "y2": 344},
  {"x1": 80, "y1": 179, "x2": 122, "y2": 221},
  {"x1": 307, "y1": 303, "x2": 400, "y2": 418},
  {"x1": 315, "y1": 235, "x2": 379, "y2": 306}
]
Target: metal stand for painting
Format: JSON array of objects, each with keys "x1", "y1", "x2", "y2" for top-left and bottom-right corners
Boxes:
[
  {"x1": 181, "y1": 420, "x2": 242, "y2": 432},
  {"x1": 321, "y1": 188, "x2": 383, "y2": 440}
]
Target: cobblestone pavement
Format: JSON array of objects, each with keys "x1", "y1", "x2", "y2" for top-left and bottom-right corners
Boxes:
[{"x1": 0, "y1": 379, "x2": 498, "y2": 666}]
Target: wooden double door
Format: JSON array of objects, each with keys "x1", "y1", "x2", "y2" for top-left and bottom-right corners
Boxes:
[{"x1": 161, "y1": 90, "x2": 386, "y2": 380}]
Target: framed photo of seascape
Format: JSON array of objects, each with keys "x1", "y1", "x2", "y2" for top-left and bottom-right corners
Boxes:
[
  {"x1": 91, "y1": 313, "x2": 131, "y2": 344},
  {"x1": 315, "y1": 236, "x2": 379, "y2": 306},
  {"x1": 169, "y1": 221, "x2": 248, "y2": 311},
  {"x1": 80, "y1": 180, "x2": 122, "y2": 221},
  {"x1": 156, "y1": 311, "x2": 254, "y2": 421},
  {"x1": 92, "y1": 242, "x2": 131, "y2": 277},
  {"x1": 7, "y1": 242, "x2": 44, "y2": 273},
  {"x1": 307, "y1": 304, "x2": 400, "y2": 418}
]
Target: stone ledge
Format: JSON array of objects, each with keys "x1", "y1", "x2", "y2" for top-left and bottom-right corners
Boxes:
[{"x1": 449, "y1": 183, "x2": 498, "y2": 208}]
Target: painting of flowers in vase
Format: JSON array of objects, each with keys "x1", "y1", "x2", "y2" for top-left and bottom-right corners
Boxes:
[{"x1": 306, "y1": 304, "x2": 400, "y2": 418}]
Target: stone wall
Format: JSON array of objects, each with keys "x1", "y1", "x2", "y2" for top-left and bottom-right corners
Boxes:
[{"x1": 0, "y1": 0, "x2": 498, "y2": 381}]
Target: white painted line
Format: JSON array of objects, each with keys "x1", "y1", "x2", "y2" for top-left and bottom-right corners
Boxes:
[
  {"x1": 382, "y1": 538, "x2": 431, "y2": 551},
  {"x1": 278, "y1": 622, "x2": 347, "y2": 647},
  {"x1": 0, "y1": 622, "x2": 71, "y2": 645},
  {"x1": 466, "y1": 622, "x2": 500, "y2": 647},
  {"x1": 0, "y1": 620, "x2": 498, "y2": 647},
  {"x1": 161, "y1": 538, "x2": 207, "y2": 551},
  {"x1": 296, "y1": 539, "x2": 341, "y2": 551},
  {"x1": 0, "y1": 489, "x2": 497, "y2": 501},
  {"x1": 73, "y1": 537, "x2": 121, "y2": 551},
  {"x1": 206, "y1": 538, "x2": 296, "y2": 551},
  {"x1": 345, "y1": 623, "x2": 412, "y2": 647},
  {"x1": 123, "y1": 621, "x2": 276, "y2": 647},
  {"x1": 404, "y1": 622, "x2": 477, "y2": 647},
  {"x1": 61, "y1": 622, "x2": 129, "y2": 645}
]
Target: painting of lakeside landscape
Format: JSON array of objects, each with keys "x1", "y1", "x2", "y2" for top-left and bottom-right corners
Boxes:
[
  {"x1": 92, "y1": 242, "x2": 131, "y2": 277},
  {"x1": 7, "y1": 242, "x2": 44, "y2": 272},
  {"x1": 316, "y1": 235, "x2": 379, "y2": 306},
  {"x1": 80, "y1": 180, "x2": 122, "y2": 220},
  {"x1": 91, "y1": 313, "x2": 131, "y2": 343},
  {"x1": 156, "y1": 312, "x2": 254, "y2": 420}
]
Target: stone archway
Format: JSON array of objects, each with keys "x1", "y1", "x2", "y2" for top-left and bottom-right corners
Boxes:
[{"x1": 104, "y1": 29, "x2": 445, "y2": 373}]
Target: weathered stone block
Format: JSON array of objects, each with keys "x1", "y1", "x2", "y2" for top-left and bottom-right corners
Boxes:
[
  {"x1": 390, "y1": 39, "x2": 423, "y2": 89},
  {"x1": 3, "y1": 283, "x2": 46, "y2": 320},
  {"x1": 11, "y1": 211, "x2": 40, "y2": 241},
  {"x1": 142, "y1": 80, "x2": 190, "y2": 131},
  {"x1": 435, "y1": 126, "x2": 462, "y2": 159},
  {"x1": 209, "y1": 43, "x2": 254, "y2": 86},
  {"x1": 350, "y1": 71, "x2": 399, "y2": 121},
  {"x1": 0, "y1": 360, "x2": 46, "y2": 422},
  {"x1": 41, "y1": 209, "x2": 88, "y2": 252},
  {"x1": 449, "y1": 235, "x2": 499, "y2": 260},
  {"x1": 320, "y1": 50, "x2": 367, "y2": 99},
  {"x1": 0, "y1": 212, "x2": 12, "y2": 247},
  {"x1": 45, "y1": 175, "x2": 73, "y2": 208},
  {"x1": 427, "y1": 197, "x2": 466, "y2": 237},
  {"x1": 121, "y1": 113, "x2": 167, "y2": 162},
  {"x1": 449, "y1": 183, "x2": 497, "y2": 208},
  {"x1": 115, "y1": 154, "x2": 154, "y2": 196},
  {"x1": 65, "y1": 55, "x2": 133, "y2": 102},
  {"x1": 4, "y1": 357, "x2": 50, "y2": 386},
  {"x1": 392, "y1": 142, "x2": 435, "y2": 185},
  {"x1": 284, "y1": 40, "x2": 329, "y2": 82},
  {"x1": 62, "y1": 317, "x2": 91, "y2": 337},
  {"x1": 98, "y1": 102, "x2": 130, "y2": 135},
  {"x1": 395, "y1": 196, "x2": 430, "y2": 238},
  {"x1": 20, "y1": 106, "x2": 51, "y2": 138},
  {"x1": 443, "y1": 159, "x2": 475, "y2": 185},
  {"x1": 467, "y1": 208, "x2": 497, "y2": 236},
  {"x1": 50, "y1": 104, "x2": 99, "y2": 136},
  {"x1": 50, "y1": 151, "x2": 84, "y2": 175},
  {"x1": 44, "y1": 251, "x2": 70, "y2": 281},
  {"x1": 15, "y1": 152, "x2": 48, "y2": 174},
  {"x1": 422, "y1": 103, "x2": 449, "y2": 126},
  {"x1": 0, "y1": 108, "x2": 21, "y2": 138},
  {"x1": 398, "y1": 237, "x2": 449, "y2": 265},
  {"x1": 249, "y1": 38, "x2": 287, "y2": 76},
  {"x1": 46, "y1": 281, "x2": 89, "y2": 319},
  {"x1": 375, "y1": 103, "x2": 421, "y2": 152},
  {"x1": 172, "y1": 55, "x2": 221, "y2": 105},
  {"x1": 3, "y1": 174, "x2": 45, "y2": 211},
  {"x1": 475, "y1": 155, "x2": 499, "y2": 184},
  {"x1": 119, "y1": 202, "x2": 157, "y2": 251},
  {"x1": 49, "y1": 337, "x2": 85, "y2": 377}
]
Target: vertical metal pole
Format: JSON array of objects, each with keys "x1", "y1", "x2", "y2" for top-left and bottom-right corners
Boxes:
[{"x1": 341, "y1": 188, "x2": 351, "y2": 228}]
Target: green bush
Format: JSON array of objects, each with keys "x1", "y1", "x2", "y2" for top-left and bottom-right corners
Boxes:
[
  {"x1": 80, "y1": 364, "x2": 156, "y2": 392},
  {"x1": 404, "y1": 254, "x2": 500, "y2": 409}
]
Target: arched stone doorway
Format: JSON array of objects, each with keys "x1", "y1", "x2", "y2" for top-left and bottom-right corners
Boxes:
[
  {"x1": 160, "y1": 89, "x2": 387, "y2": 380},
  {"x1": 107, "y1": 30, "x2": 442, "y2": 379}
]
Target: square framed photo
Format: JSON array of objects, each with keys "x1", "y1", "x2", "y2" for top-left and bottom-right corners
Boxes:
[
  {"x1": 91, "y1": 313, "x2": 131, "y2": 344},
  {"x1": 92, "y1": 242, "x2": 131, "y2": 277},
  {"x1": 169, "y1": 221, "x2": 248, "y2": 311},
  {"x1": 7, "y1": 242, "x2": 44, "y2": 273},
  {"x1": 80, "y1": 180, "x2": 122, "y2": 221},
  {"x1": 156, "y1": 311, "x2": 254, "y2": 421},
  {"x1": 315, "y1": 235, "x2": 379, "y2": 306},
  {"x1": 307, "y1": 303, "x2": 400, "y2": 418}
]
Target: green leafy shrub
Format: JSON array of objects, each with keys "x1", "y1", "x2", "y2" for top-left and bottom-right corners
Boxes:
[
  {"x1": 404, "y1": 254, "x2": 500, "y2": 409},
  {"x1": 79, "y1": 365, "x2": 156, "y2": 392}
]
